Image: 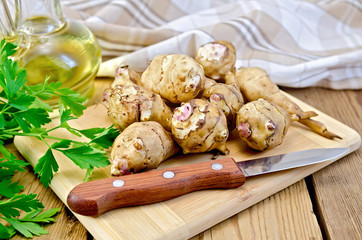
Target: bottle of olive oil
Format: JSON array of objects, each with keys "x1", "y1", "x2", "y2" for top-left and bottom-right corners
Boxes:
[{"x1": 13, "y1": 0, "x2": 101, "y2": 106}]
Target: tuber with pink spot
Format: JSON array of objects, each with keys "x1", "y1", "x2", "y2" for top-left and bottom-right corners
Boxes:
[
  {"x1": 195, "y1": 40, "x2": 236, "y2": 81},
  {"x1": 198, "y1": 77, "x2": 244, "y2": 130},
  {"x1": 234, "y1": 67, "x2": 340, "y2": 139},
  {"x1": 171, "y1": 99, "x2": 229, "y2": 154},
  {"x1": 236, "y1": 99, "x2": 291, "y2": 151}
]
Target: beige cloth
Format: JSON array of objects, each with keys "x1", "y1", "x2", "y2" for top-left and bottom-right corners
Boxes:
[{"x1": 62, "y1": 0, "x2": 362, "y2": 89}]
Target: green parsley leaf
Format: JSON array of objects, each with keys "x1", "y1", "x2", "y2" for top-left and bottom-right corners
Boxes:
[
  {"x1": 45, "y1": 81, "x2": 87, "y2": 116},
  {"x1": 0, "y1": 179, "x2": 23, "y2": 198},
  {"x1": 78, "y1": 126, "x2": 119, "y2": 149},
  {"x1": 59, "y1": 104, "x2": 77, "y2": 124},
  {"x1": 9, "y1": 93, "x2": 36, "y2": 111},
  {"x1": 15, "y1": 108, "x2": 50, "y2": 128},
  {"x1": 0, "y1": 39, "x2": 120, "y2": 238},
  {"x1": 0, "y1": 40, "x2": 16, "y2": 59},
  {"x1": 0, "y1": 144, "x2": 28, "y2": 176},
  {"x1": 29, "y1": 97, "x2": 53, "y2": 112},
  {"x1": 59, "y1": 95, "x2": 86, "y2": 117},
  {"x1": 55, "y1": 144, "x2": 110, "y2": 170},
  {"x1": 3, "y1": 218, "x2": 48, "y2": 238},
  {"x1": 71, "y1": 127, "x2": 104, "y2": 139},
  {"x1": 0, "y1": 205, "x2": 60, "y2": 239},
  {"x1": 50, "y1": 139, "x2": 71, "y2": 149},
  {"x1": 21, "y1": 207, "x2": 60, "y2": 223},
  {"x1": 0, "y1": 40, "x2": 70, "y2": 239},
  {"x1": 0, "y1": 194, "x2": 43, "y2": 218},
  {"x1": 33, "y1": 149, "x2": 59, "y2": 188},
  {"x1": 0, "y1": 223, "x2": 14, "y2": 239},
  {"x1": 23, "y1": 82, "x2": 53, "y2": 100},
  {"x1": 0, "y1": 60, "x2": 27, "y2": 100},
  {"x1": 0, "y1": 114, "x2": 5, "y2": 129},
  {"x1": 84, "y1": 168, "x2": 93, "y2": 182},
  {"x1": 58, "y1": 104, "x2": 80, "y2": 137},
  {"x1": 0, "y1": 169, "x2": 14, "y2": 181},
  {"x1": 13, "y1": 108, "x2": 50, "y2": 133}
]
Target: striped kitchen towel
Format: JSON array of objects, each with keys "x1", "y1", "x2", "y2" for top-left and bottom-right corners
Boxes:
[{"x1": 62, "y1": 0, "x2": 362, "y2": 89}]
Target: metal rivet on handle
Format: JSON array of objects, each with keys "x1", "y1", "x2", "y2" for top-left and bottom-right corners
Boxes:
[
  {"x1": 211, "y1": 163, "x2": 223, "y2": 170},
  {"x1": 163, "y1": 171, "x2": 175, "y2": 179},
  {"x1": 113, "y1": 179, "x2": 125, "y2": 187}
]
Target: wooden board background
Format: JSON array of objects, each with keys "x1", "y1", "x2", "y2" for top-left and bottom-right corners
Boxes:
[{"x1": 14, "y1": 92, "x2": 360, "y2": 240}]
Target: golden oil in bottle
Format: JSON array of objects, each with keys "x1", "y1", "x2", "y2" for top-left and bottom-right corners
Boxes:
[{"x1": 17, "y1": 16, "x2": 101, "y2": 106}]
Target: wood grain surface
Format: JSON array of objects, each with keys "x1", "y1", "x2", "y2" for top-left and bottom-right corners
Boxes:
[
  {"x1": 8, "y1": 80, "x2": 361, "y2": 240},
  {"x1": 283, "y1": 87, "x2": 362, "y2": 240}
]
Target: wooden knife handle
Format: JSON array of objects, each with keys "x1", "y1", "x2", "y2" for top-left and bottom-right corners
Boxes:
[{"x1": 67, "y1": 158, "x2": 246, "y2": 216}]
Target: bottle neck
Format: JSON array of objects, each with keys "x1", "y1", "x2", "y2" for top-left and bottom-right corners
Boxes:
[
  {"x1": 0, "y1": 0, "x2": 17, "y2": 40},
  {"x1": 15, "y1": 0, "x2": 65, "y2": 35}
]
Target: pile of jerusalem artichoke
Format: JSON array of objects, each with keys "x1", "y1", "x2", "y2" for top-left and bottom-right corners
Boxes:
[{"x1": 103, "y1": 40, "x2": 340, "y2": 176}]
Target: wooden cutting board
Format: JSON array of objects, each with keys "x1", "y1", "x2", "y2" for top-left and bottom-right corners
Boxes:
[{"x1": 14, "y1": 92, "x2": 360, "y2": 240}]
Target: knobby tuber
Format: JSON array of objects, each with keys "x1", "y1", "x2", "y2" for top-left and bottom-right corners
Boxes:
[
  {"x1": 104, "y1": 85, "x2": 173, "y2": 132},
  {"x1": 235, "y1": 67, "x2": 341, "y2": 139},
  {"x1": 139, "y1": 54, "x2": 205, "y2": 104},
  {"x1": 199, "y1": 77, "x2": 244, "y2": 130},
  {"x1": 195, "y1": 40, "x2": 236, "y2": 81},
  {"x1": 171, "y1": 98, "x2": 229, "y2": 154},
  {"x1": 104, "y1": 40, "x2": 342, "y2": 177},
  {"x1": 224, "y1": 71, "x2": 240, "y2": 90},
  {"x1": 110, "y1": 121, "x2": 179, "y2": 176},
  {"x1": 236, "y1": 99, "x2": 291, "y2": 151},
  {"x1": 111, "y1": 65, "x2": 141, "y2": 88}
]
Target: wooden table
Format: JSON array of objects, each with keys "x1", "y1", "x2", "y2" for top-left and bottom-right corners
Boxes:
[{"x1": 9, "y1": 78, "x2": 361, "y2": 240}]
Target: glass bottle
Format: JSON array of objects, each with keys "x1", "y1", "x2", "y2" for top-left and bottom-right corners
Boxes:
[{"x1": 1, "y1": 0, "x2": 101, "y2": 106}]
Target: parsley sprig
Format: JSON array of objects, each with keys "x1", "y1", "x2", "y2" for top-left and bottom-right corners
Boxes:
[{"x1": 0, "y1": 39, "x2": 118, "y2": 238}]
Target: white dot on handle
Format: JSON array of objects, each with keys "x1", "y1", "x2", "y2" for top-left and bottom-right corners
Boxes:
[
  {"x1": 212, "y1": 163, "x2": 223, "y2": 170},
  {"x1": 113, "y1": 179, "x2": 125, "y2": 187},
  {"x1": 163, "y1": 171, "x2": 175, "y2": 179}
]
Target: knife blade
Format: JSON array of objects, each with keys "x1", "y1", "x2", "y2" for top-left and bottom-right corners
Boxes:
[{"x1": 67, "y1": 147, "x2": 348, "y2": 216}]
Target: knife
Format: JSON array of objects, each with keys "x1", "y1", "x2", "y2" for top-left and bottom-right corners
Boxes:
[{"x1": 67, "y1": 147, "x2": 348, "y2": 216}]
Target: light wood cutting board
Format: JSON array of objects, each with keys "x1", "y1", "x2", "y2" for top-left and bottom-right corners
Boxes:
[{"x1": 14, "y1": 92, "x2": 361, "y2": 240}]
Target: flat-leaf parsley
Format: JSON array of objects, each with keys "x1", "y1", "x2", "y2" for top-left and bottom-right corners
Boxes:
[{"x1": 0, "y1": 39, "x2": 118, "y2": 238}]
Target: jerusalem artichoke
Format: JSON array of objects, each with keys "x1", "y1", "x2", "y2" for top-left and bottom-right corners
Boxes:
[
  {"x1": 235, "y1": 67, "x2": 340, "y2": 139},
  {"x1": 138, "y1": 54, "x2": 205, "y2": 104},
  {"x1": 111, "y1": 65, "x2": 141, "y2": 88},
  {"x1": 111, "y1": 121, "x2": 179, "y2": 176},
  {"x1": 171, "y1": 98, "x2": 229, "y2": 154},
  {"x1": 199, "y1": 78, "x2": 244, "y2": 130},
  {"x1": 195, "y1": 40, "x2": 236, "y2": 81},
  {"x1": 236, "y1": 99, "x2": 291, "y2": 151},
  {"x1": 104, "y1": 85, "x2": 173, "y2": 131}
]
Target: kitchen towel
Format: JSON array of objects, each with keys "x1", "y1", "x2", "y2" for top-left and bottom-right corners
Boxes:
[{"x1": 61, "y1": 0, "x2": 362, "y2": 89}]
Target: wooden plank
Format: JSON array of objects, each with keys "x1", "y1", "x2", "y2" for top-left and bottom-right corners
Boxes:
[
  {"x1": 13, "y1": 85, "x2": 360, "y2": 240},
  {"x1": 84, "y1": 79, "x2": 362, "y2": 240},
  {"x1": 6, "y1": 78, "x2": 360, "y2": 239},
  {"x1": 284, "y1": 87, "x2": 362, "y2": 240},
  {"x1": 190, "y1": 180, "x2": 323, "y2": 240}
]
